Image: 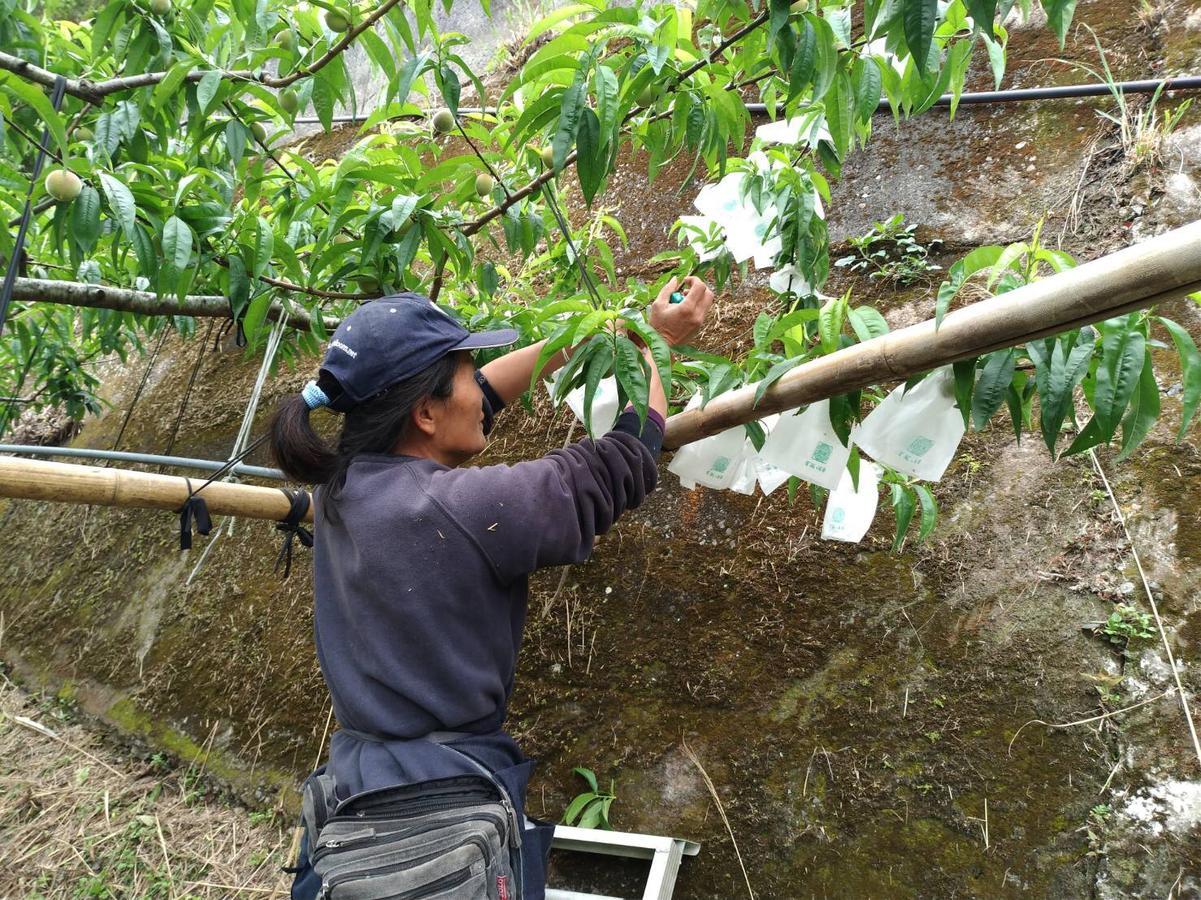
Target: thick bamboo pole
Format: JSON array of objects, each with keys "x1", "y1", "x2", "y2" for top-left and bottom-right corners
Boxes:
[
  {"x1": 0, "y1": 457, "x2": 312, "y2": 524},
  {"x1": 663, "y1": 220, "x2": 1201, "y2": 449},
  {"x1": 2, "y1": 222, "x2": 1200, "y2": 520}
]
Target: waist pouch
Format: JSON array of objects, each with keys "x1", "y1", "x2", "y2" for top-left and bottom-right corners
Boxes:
[{"x1": 302, "y1": 768, "x2": 523, "y2": 900}]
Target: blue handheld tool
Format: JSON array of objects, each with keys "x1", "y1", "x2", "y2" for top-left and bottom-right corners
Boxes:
[{"x1": 669, "y1": 291, "x2": 684, "y2": 304}]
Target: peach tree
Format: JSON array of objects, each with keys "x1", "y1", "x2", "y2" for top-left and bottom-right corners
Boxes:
[{"x1": 1, "y1": 0, "x2": 1198, "y2": 545}]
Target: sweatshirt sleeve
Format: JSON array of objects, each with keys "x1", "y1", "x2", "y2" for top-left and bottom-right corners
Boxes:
[{"x1": 426, "y1": 418, "x2": 662, "y2": 584}]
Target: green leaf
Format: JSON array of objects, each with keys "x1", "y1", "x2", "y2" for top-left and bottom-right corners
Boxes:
[
  {"x1": 582, "y1": 339, "x2": 615, "y2": 436},
  {"x1": 1158, "y1": 316, "x2": 1201, "y2": 439},
  {"x1": 788, "y1": 18, "x2": 818, "y2": 103},
  {"x1": 614, "y1": 335, "x2": 649, "y2": 423},
  {"x1": 1043, "y1": 0, "x2": 1077, "y2": 47},
  {"x1": 755, "y1": 356, "x2": 803, "y2": 406},
  {"x1": 891, "y1": 483, "x2": 916, "y2": 551},
  {"x1": 902, "y1": 0, "x2": 939, "y2": 75},
  {"x1": 70, "y1": 185, "x2": 102, "y2": 254},
  {"x1": 573, "y1": 766, "x2": 599, "y2": 792},
  {"x1": 935, "y1": 245, "x2": 1003, "y2": 329},
  {"x1": 552, "y1": 77, "x2": 587, "y2": 171},
  {"x1": 98, "y1": 172, "x2": 137, "y2": 241},
  {"x1": 575, "y1": 107, "x2": 604, "y2": 205},
  {"x1": 242, "y1": 290, "x2": 273, "y2": 345},
  {"x1": 526, "y1": 3, "x2": 595, "y2": 43},
  {"x1": 914, "y1": 484, "x2": 938, "y2": 541},
  {"x1": 1115, "y1": 350, "x2": 1159, "y2": 461},
  {"x1": 439, "y1": 62, "x2": 461, "y2": 116},
  {"x1": 970, "y1": 348, "x2": 1015, "y2": 430},
  {"x1": 0, "y1": 74, "x2": 68, "y2": 158},
  {"x1": 1026, "y1": 329, "x2": 1095, "y2": 454},
  {"x1": 578, "y1": 801, "x2": 605, "y2": 829},
  {"x1": 161, "y1": 216, "x2": 194, "y2": 300},
  {"x1": 824, "y1": 69, "x2": 854, "y2": 158},
  {"x1": 395, "y1": 52, "x2": 430, "y2": 107},
  {"x1": 197, "y1": 69, "x2": 223, "y2": 114},
  {"x1": 153, "y1": 61, "x2": 193, "y2": 110},
  {"x1": 226, "y1": 120, "x2": 247, "y2": 166},
  {"x1": 852, "y1": 57, "x2": 882, "y2": 125},
  {"x1": 818, "y1": 292, "x2": 846, "y2": 354},
  {"x1": 952, "y1": 358, "x2": 976, "y2": 429},
  {"x1": 227, "y1": 255, "x2": 250, "y2": 318},
  {"x1": 964, "y1": 0, "x2": 998, "y2": 36},
  {"x1": 1064, "y1": 317, "x2": 1145, "y2": 456},
  {"x1": 312, "y1": 69, "x2": 337, "y2": 132},
  {"x1": 562, "y1": 792, "x2": 597, "y2": 825},
  {"x1": 848, "y1": 306, "x2": 889, "y2": 342},
  {"x1": 529, "y1": 320, "x2": 578, "y2": 394}
]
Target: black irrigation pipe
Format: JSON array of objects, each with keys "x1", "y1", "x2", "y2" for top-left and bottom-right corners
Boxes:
[{"x1": 289, "y1": 75, "x2": 1201, "y2": 127}]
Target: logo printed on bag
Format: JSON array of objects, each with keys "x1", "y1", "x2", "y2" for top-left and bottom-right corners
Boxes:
[
  {"x1": 497, "y1": 875, "x2": 510, "y2": 900},
  {"x1": 707, "y1": 456, "x2": 731, "y2": 477},
  {"x1": 831, "y1": 507, "x2": 846, "y2": 526},
  {"x1": 808, "y1": 441, "x2": 833, "y2": 467},
  {"x1": 902, "y1": 436, "x2": 934, "y2": 463}
]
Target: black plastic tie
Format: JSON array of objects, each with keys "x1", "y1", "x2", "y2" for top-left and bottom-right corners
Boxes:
[
  {"x1": 178, "y1": 478, "x2": 212, "y2": 550},
  {"x1": 275, "y1": 489, "x2": 313, "y2": 578}
]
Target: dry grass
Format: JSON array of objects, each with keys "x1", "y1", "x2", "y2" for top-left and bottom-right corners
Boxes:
[{"x1": 0, "y1": 678, "x2": 292, "y2": 899}]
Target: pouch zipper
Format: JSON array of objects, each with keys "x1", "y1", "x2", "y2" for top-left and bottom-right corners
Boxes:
[
  {"x1": 313, "y1": 810, "x2": 506, "y2": 861},
  {"x1": 322, "y1": 835, "x2": 489, "y2": 895}
]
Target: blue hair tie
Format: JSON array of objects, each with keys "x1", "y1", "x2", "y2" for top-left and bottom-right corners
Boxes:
[{"x1": 301, "y1": 380, "x2": 330, "y2": 410}]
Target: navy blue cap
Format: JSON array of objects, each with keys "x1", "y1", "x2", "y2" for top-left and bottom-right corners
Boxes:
[{"x1": 318, "y1": 293, "x2": 517, "y2": 409}]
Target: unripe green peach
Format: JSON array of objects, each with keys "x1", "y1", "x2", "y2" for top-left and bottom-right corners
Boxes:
[
  {"x1": 279, "y1": 89, "x2": 299, "y2": 114},
  {"x1": 791, "y1": 0, "x2": 809, "y2": 11},
  {"x1": 44, "y1": 169, "x2": 82, "y2": 202},
  {"x1": 475, "y1": 173, "x2": 494, "y2": 197},
  {"x1": 432, "y1": 108, "x2": 455, "y2": 134},
  {"x1": 637, "y1": 84, "x2": 658, "y2": 107},
  {"x1": 355, "y1": 277, "x2": 381, "y2": 293},
  {"x1": 324, "y1": 9, "x2": 350, "y2": 31},
  {"x1": 149, "y1": 0, "x2": 171, "y2": 15},
  {"x1": 333, "y1": 233, "x2": 353, "y2": 244},
  {"x1": 540, "y1": 146, "x2": 555, "y2": 168},
  {"x1": 275, "y1": 29, "x2": 295, "y2": 51},
  {"x1": 74, "y1": 126, "x2": 93, "y2": 142},
  {"x1": 251, "y1": 121, "x2": 268, "y2": 141}
]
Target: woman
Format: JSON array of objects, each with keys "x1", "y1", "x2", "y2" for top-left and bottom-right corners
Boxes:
[{"x1": 271, "y1": 276, "x2": 714, "y2": 899}]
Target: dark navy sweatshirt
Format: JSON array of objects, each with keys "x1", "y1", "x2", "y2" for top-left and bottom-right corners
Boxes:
[{"x1": 309, "y1": 382, "x2": 662, "y2": 896}]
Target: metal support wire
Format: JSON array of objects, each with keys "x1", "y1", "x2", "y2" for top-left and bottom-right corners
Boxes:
[
  {"x1": 186, "y1": 313, "x2": 289, "y2": 583},
  {"x1": 0, "y1": 443, "x2": 284, "y2": 480}
]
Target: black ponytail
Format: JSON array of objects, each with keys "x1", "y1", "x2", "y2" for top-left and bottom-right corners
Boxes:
[{"x1": 269, "y1": 353, "x2": 461, "y2": 515}]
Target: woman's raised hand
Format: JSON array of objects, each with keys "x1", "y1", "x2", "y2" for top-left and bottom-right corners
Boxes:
[{"x1": 650, "y1": 275, "x2": 715, "y2": 347}]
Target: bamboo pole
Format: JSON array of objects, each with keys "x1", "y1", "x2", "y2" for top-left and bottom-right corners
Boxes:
[
  {"x1": 0, "y1": 457, "x2": 312, "y2": 524},
  {"x1": 663, "y1": 220, "x2": 1201, "y2": 449},
  {"x1": 1, "y1": 222, "x2": 1200, "y2": 520}
]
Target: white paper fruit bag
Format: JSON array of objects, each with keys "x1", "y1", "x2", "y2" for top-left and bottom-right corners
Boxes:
[
  {"x1": 758, "y1": 399, "x2": 853, "y2": 491},
  {"x1": 821, "y1": 462, "x2": 882, "y2": 543},
  {"x1": 545, "y1": 375, "x2": 621, "y2": 439},
  {"x1": 668, "y1": 393, "x2": 754, "y2": 491},
  {"x1": 853, "y1": 367, "x2": 965, "y2": 481}
]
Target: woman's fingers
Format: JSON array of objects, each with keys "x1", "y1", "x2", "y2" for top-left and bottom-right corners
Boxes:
[{"x1": 655, "y1": 276, "x2": 680, "y2": 307}]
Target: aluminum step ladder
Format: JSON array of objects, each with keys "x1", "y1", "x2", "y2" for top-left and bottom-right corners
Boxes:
[{"x1": 545, "y1": 825, "x2": 701, "y2": 900}]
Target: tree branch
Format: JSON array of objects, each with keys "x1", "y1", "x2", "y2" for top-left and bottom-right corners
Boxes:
[
  {"x1": 208, "y1": 256, "x2": 372, "y2": 301},
  {"x1": 0, "y1": 51, "x2": 105, "y2": 105},
  {"x1": 459, "y1": 9, "x2": 772, "y2": 237},
  {"x1": 0, "y1": 0, "x2": 405, "y2": 106},
  {"x1": 10, "y1": 277, "x2": 339, "y2": 331}
]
